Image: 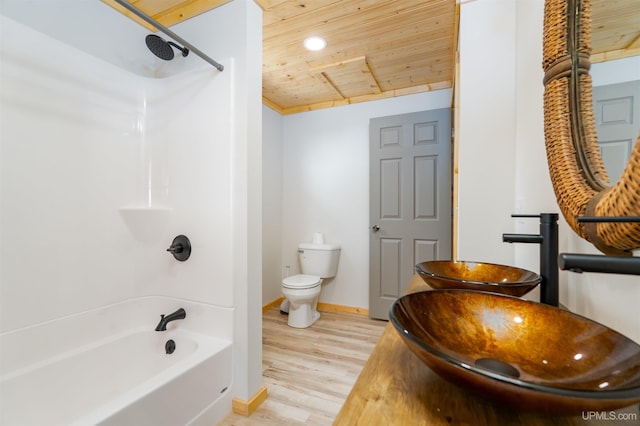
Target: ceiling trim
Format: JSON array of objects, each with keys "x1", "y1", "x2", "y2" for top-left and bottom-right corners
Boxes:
[{"x1": 590, "y1": 45, "x2": 640, "y2": 64}]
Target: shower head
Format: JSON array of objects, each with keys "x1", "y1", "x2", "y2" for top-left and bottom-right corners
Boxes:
[{"x1": 145, "y1": 34, "x2": 189, "y2": 61}]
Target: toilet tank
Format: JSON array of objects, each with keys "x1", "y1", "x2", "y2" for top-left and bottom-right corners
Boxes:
[{"x1": 298, "y1": 243, "x2": 341, "y2": 278}]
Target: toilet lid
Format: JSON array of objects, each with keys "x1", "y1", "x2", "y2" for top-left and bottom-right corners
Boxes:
[{"x1": 282, "y1": 274, "x2": 321, "y2": 289}]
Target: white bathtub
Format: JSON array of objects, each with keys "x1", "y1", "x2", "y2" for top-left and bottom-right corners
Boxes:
[{"x1": 0, "y1": 297, "x2": 233, "y2": 426}]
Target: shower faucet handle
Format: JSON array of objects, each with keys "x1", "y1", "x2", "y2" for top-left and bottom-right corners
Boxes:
[
  {"x1": 167, "y1": 235, "x2": 191, "y2": 261},
  {"x1": 167, "y1": 244, "x2": 183, "y2": 253}
]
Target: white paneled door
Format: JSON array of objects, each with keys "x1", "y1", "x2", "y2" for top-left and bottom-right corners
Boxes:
[{"x1": 369, "y1": 109, "x2": 452, "y2": 320}]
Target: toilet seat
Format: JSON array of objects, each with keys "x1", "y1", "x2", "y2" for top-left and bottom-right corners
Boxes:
[{"x1": 282, "y1": 274, "x2": 321, "y2": 289}]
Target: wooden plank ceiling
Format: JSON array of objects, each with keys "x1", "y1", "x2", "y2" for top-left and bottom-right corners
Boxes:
[
  {"x1": 102, "y1": 0, "x2": 233, "y2": 30},
  {"x1": 105, "y1": 0, "x2": 639, "y2": 115},
  {"x1": 260, "y1": 0, "x2": 457, "y2": 114}
]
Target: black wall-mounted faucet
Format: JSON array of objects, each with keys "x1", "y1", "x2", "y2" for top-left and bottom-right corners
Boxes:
[
  {"x1": 503, "y1": 213, "x2": 559, "y2": 306},
  {"x1": 559, "y1": 253, "x2": 640, "y2": 275},
  {"x1": 155, "y1": 308, "x2": 186, "y2": 331},
  {"x1": 559, "y1": 216, "x2": 640, "y2": 275}
]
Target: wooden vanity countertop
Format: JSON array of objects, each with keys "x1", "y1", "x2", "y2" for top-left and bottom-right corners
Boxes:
[{"x1": 334, "y1": 274, "x2": 639, "y2": 426}]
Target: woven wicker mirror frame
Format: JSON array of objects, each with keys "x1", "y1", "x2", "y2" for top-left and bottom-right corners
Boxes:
[{"x1": 542, "y1": 0, "x2": 640, "y2": 255}]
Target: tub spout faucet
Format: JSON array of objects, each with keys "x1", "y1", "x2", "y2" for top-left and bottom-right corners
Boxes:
[{"x1": 155, "y1": 308, "x2": 186, "y2": 331}]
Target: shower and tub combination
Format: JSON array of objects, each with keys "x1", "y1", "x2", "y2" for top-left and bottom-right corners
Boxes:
[
  {"x1": 1, "y1": 1, "x2": 240, "y2": 424},
  {"x1": 1, "y1": 297, "x2": 233, "y2": 425},
  {"x1": 0, "y1": 235, "x2": 233, "y2": 424},
  {"x1": 0, "y1": 234, "x2": 235, "y2": 425}
]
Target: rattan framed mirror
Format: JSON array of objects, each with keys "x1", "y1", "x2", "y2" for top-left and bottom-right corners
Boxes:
[{"x1": 542, "y1": 0, "x2": 640, "y2": 255}]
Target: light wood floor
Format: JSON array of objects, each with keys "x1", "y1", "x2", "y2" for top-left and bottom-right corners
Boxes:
[{"x1": 218, "y1": 307, "x2": 387, "y2": 425}]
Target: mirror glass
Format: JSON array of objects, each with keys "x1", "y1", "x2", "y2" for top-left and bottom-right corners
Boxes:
[
  {"x1": 579, "y1": 0, "x2": 640, "y2": 189},
  {"x1": 591, "y1": 60, "x2": 640, "y2": 184}
]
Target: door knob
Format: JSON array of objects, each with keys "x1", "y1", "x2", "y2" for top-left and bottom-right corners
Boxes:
[{"x1": 371, "y1": 225, "x2": 380, "y2": 232}]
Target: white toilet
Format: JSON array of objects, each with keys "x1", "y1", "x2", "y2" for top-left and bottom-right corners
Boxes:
[{"x1": 281, "y1": 241, "x2": 341, "y2": 328}]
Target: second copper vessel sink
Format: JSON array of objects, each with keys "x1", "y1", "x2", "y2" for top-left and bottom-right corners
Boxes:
[
  {"x1": 390, "y1": 290, "x2": 640, "y2": 414},
  {"x1": 415, "y1": 260, "x2": 541, "y2": 297}
]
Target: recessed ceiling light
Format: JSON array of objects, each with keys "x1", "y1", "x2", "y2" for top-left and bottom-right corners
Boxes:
[{"x1": 303, "y1": 36, "x2": 326, "y2": 51}]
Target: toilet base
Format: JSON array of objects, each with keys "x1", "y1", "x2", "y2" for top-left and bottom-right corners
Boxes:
[
  {"x1": 281, "y1": 277, "x2": 322, "y2": 328},
  {"x1": 279, "y1": 298, "x2": 290, "y2": 315},
  {"x1": 287, "y1": 303, "x2": 320, "y2": 328}
]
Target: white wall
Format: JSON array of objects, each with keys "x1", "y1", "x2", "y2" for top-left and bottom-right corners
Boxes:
[
  {"x1": 277, "y1": 91, "x2": 452, "y2": 309},
  {"x1": 512, "y1": 0, "x2": 567, "y2": 303},
  {"x1": 591, "y1": 56, "x2": 640, "y2": 85},
  {"x1": 221, "y1": 0, "x2": 264, "y2": 402},
  {"x1": 262, "y1": 105, "x2": 284, "y2": 305},
  {"x1": 457, "y1": 0, "x2": 522, "y2": 266},
  {"x1": 458, "y1": 0, "x2": 563, "y2": 303},
  {"x1": 0, "y1": 0, "x2": 151, "y2": 76},
  {"x1": 1, "y1": 17, "x2": 141, "y2": 330}
]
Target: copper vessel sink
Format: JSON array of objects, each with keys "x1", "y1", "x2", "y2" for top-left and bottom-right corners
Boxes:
[
  {"x1": 415, "y1": 260, "x2": 541, "y2": 297},
  {"x1": 390, "y1": 290, "x2": 640, "y2": 414}
]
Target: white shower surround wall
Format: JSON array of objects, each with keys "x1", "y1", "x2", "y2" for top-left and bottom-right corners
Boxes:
[{"x1": 0, "y1": 15, "x2": 235, "y2": 423}]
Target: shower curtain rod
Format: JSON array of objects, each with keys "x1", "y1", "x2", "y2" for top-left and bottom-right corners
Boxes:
[{"x1": 113, "y1": 0, "x2": 224, "y2": 72}]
